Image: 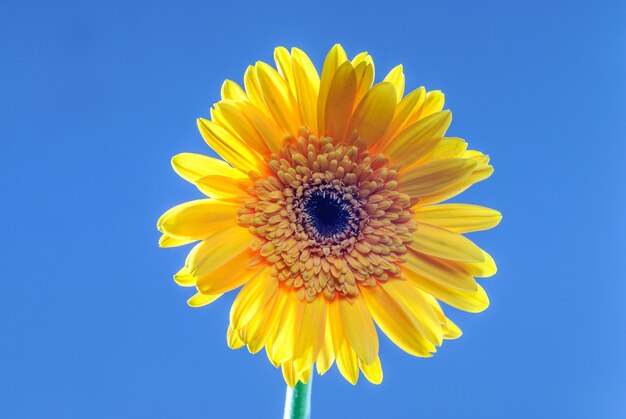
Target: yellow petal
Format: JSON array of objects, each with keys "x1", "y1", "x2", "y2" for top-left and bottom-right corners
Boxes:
[
  {"x1": 293, "y1": 296, "x2": 326, "y2": 373},
  {"x1": 227, "y1": 99, "x2": 288, "y2": 153},
  {"x1": 352, "y1": 59, "x2": 375, "y2": 107},
  {"x1": 317, "y1": 44, "x2": 348, "y2": 135},
  {"x1": 213, "y1": 101, "x2": 272, "y2": 155},
  {"x1": 256, "y1": 61, "x2": 301, "y2": 135},
  {"x1": 196, "y1": 175, "x2": 251, "y2": 199},
  {"x1": 464, "y1": 150, "x2": 490, "y2": 164},
  {"x1": 416, "y1": 162, "x2": 493, "y2": 206},
  {"x1": 417, "y1": 90, "x2": 445, "y2": 120},
  {"x1": 197, "y1": 118, "x2": 263, "y2": 175},
  {"x1": 382, "y1": 280, "x2": 444, "y2": 346},
  {"x1": 248, "y1": 288, "x2": 288, "y2": 354},
  {"x1": 316, "y1": 306, "x2": 335, "y2": 375},
  {"x1": 336, "y1": 343, "x2": 359, "y2": 385},
  {"x1": 443, "y1": 318, "x2": 463, "y2": 339},
  {"x1": 221, "y1": 80, "x2": 248, "y2": 101},
  {"x1": 383, "y1": 64, "x2": 404, "y2": 102},
  {"x1": 274, "y1": 46, "x2": 297, "y2": 96},
  {"x1": 272, "y1": 290, "x2": 306, "y2": 363},
  {"x1": 361, "y1": 285, "x2": 435, "y2": 357},
  {"x1": 157, "y1": 199, "x2": 239, "y2": 241},
  {"x1": 405, "y1": 249, "x2": 477, "y2": 292},
  {"x1": 426, "y1": 137, "x2": 468, "y2": 161},
  {"x1": 347, "y1": 82, "x2": 397, "y2": 147},
  {"x1": 414, "y1": 204, "x2": 502, "y2": 233},
  {"x1": 329, "y1": 299, "x2": 359, "y2": 384},
  {"x1": 385, "y1": 110, "x2": 452, "y2": 169},
  {"x1": 243, "y1": 65, "x2": 270, "y2": 116},
  {"x1": 171, "y1": 153, "x2": 246, "y2": 188},
  {"x1": 298, "y1": 367, "x2": 312, "y2": 385},
  {"x1": 195, "y1": 249, "x2": 259, "y2": 294},
  {"x1": 187, "y1": 292, "x2": 222, "y2": 307},
  {"x1": 377, "y1": 86, "x2": 426, "y2": 150},
  {"x1": 411, "y1": 222, "x2": 485, "y2": 263},
  {"x1": 188, "y1": 225, "x2": 253, "y2": 276},
  {"x1": 404, "y1": 268, "x2": 489, "y2": 313},
  {"x1": 158, "y1": 233, "x2": 194, "y2": 248},
  {"x1": 421, "y1": 294, "x2": 463, "y2": 339},
  {"x1": 227, "y1": 324, "x2": 246, "y2": 349},
  {"x1": 457, "y1": 250, "x2": 497, "y2": 278},
  {"x1": 460, "y1": 159, "x2": 493, "y2": 187},
  {"x1": 359, "y1": 357, "x2": 383, "y2": 384},
  {"x1": 351, "y1": 51, "x2": 371, "y2": 66},
  {"x1": 465, "y1": 161, "x2": 494, "y2": 185},
  {"x1": 400, "y1": 158, "x2": 477, "y2": 199},
  {"x1": 265, "y1": 346, "x2": 279, "y2": 368},
  {"x1": 282, "y1": 361, "x2": 297, "y2": 388},
  {"x1": 229, "y1": 267, "x2": 277, "y2": 329},
  {"x1": 338, "y1": 295, "x2": 378, "y2": 364},
  {"x1": 291, "y1": 47, "x2": 320, "y2": 133},
  {"x1": 239, "y1": 291, "x2": 276, "y2": 353},
  {"x1": 323, "y1": 61, "x2": 357, "y2": 141},
  {"x1": 173, "y1": 266, "x2": 196, "y2": 287}
]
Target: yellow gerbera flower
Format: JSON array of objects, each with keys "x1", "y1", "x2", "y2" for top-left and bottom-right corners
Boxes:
[{"x1": 157, "y1": 44, "x2": 500, "y2": 386}]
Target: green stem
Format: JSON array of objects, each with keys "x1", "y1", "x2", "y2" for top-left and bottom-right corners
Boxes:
[{"x1": 283, "y1": 378, "x2": 313, "y2": 419}]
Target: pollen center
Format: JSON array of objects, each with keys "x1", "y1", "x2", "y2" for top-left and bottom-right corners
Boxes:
[
  {"x1": 299, "y1": 185, "x2": 363, "y2": 247},
  {"x1": 304, "y1": 189, "x2": 350, "y2": 237}
]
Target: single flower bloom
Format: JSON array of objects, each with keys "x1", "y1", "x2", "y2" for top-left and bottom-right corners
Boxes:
[{"x1": 158, "y1": 45, "x2": 501, "y2": 386}]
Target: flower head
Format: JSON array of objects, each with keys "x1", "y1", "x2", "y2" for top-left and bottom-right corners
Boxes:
[{"x1": 158, "y1": 45, "x2": 500, "y2": 386}]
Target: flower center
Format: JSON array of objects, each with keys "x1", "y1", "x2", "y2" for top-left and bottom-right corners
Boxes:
[
  {"x1": 237, "y1": 132, "x2": 415, "y2": 300},
  {"x1": 301, "y1": 186, "x2": 359, "y2": 242}
]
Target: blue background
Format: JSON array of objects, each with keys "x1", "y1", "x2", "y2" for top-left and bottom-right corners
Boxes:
[{"x1": 1, "y1": 1, "x2": 624, "y2": 418}]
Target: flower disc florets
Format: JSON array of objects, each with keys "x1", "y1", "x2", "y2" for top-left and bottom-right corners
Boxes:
[{"x1": 237, "y1": 131, "x2": 416, "y2": 301}]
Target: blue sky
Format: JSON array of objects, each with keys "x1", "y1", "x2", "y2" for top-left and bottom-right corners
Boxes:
[{"x1": 1, "y1": 1, "x2": 625, "y2": 418}]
